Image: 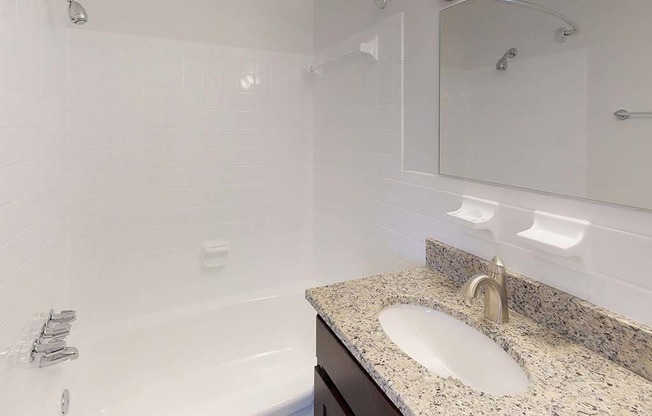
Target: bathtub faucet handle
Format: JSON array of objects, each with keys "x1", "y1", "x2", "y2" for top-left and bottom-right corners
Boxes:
[
  {"x1": 30, "y1": 339, "x2": 66, "y2": 362},
  {"x1": 38, "y1": 347, "x2": 79, "y2": 368},
  {"x1": 48, "y1": 309, "x2": 76, "y2": 324},
  {"x1": 32, "y1": 310, "x2": 79, "y2": 369},
  {"x1": 40, "y1": 322, "x2": 71, "y2": 341}
]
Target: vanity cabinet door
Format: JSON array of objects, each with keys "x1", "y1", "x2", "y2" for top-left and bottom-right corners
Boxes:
[
  {"x1": 316, "y1": 316, "x2": 402, "y2": 416},
  {"x1": 314, "y1": 366, "x2": 354, "y2": 416}
]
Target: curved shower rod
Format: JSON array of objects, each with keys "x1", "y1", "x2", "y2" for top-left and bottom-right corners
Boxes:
[{"x1": 494, "y1": 0, "x2": 579, "y2": 42}]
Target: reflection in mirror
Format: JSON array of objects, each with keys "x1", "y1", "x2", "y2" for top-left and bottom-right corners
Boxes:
[{"x1": 439, "y1": 0, "x2": 652, "y2": 211}]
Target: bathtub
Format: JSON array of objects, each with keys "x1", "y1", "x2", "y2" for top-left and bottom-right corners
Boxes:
[{"x1": 61, "y1": 283, "x2": 318, "y2": 416}]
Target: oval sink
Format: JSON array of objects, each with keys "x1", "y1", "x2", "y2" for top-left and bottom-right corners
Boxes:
[{"x1": 378, "y1": 304, "x2": 529, "y2": 396}]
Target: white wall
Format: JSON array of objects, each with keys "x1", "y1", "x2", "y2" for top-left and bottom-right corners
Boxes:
[
  {"x1": 76, "y1": 0, "x2": 314, "y2": 54},
  {"x1": 67, "y1": 31, "x2": 314, "y2": 325},
  {"x1": 0, "y1": 0, "x2": 71, "y2": 412},
  {"x1": 315, "y1": 0, "x2": 440, "y2": 174},
  {"x1": 313, "y1": 0, "x2": 652, "y2": 327},
  {"x1": 313, "y1": 14, "x2": 413, "y2": 280}
]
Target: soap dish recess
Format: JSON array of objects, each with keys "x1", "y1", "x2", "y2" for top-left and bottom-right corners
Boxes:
[
  {"x1": 447, "y1": 196, "x2": 499, "y2": 233},
  {"x1": 516, "y1": 211, "x2": 590, "y2": 258}
]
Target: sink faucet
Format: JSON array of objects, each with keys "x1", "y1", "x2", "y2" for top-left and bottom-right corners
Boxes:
[{"x1": 461, "y1": 257, "x2": 509, "y2": 324}]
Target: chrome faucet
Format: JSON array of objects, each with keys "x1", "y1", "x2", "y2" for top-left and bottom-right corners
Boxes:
[
  {"x1": 40, "y1": 323, "x2": 71, "y2": 341},
  {"x1": 461, "y1": 257, "x2": 509, "y2": 324},
  {"x1": 48, "y1": 309, "x2": 76, "y2": 324},
  {"x1": 31, "y1": 309, "x2": 79, "y2": 368},
  {"x1": 38, "y1": 347, "x2": 79, "y2": 368},
  {"x1": 32, "y1": 339, "x2": 66, "y2": 356}
]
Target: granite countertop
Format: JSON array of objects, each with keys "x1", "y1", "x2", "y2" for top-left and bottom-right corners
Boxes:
[{"x1": 306, "y1": 266, "x2": 652, "y2": 416}]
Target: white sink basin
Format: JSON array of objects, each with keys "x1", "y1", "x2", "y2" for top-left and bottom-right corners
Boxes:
[{"x1": 378, "y1": 304, "x2": 529, "y2": 396}]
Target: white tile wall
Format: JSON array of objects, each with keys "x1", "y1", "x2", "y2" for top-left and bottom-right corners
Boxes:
[
  {"x1": 313, "y1": 13, "x2": 652, "y2": 327},
  {"x1": 0, "y1": 0, "x2": 71, "y2": 412},
  {"x1": 0, "y1": 0, "x2": 70, "y2": 346},
  {"x1": 0, "y1": 16, "x2": 314, "y2": 392},
  {"x1": 1, "y1": 8, "x2": 315, "y2": 414},
  {"x1": 67, "y1": 31, "x2": 314, "y2": 324},
  {"x1": 313, "y1": 14, "x2": 416, "y2": 280}
]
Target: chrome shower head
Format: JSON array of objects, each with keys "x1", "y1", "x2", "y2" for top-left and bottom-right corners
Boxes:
[
  {"x1": 496, "y1": 48, "x2": 518, "y2": 71},
  {"x1": 68, "y1": 0, "x2": 88, "y2": 25}
]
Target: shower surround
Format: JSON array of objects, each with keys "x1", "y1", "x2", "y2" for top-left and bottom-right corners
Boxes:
[
  {"x1": 63, "y1": 32, "x2": 317, "y2": 415},
  {"x1": 0, "y1": 5, "x2": 315, "y2": 413},
  {"x1": 67, "y1": 31, "x2": 314, "y2": 325}
]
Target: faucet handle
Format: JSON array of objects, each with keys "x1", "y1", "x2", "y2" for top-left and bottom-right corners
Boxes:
[
  {"x1": 38, "y1": 347, "x2": 79, "y2": 369},
  {"x1": 488, "y1": 256, "x2": 505, "y2": 279},
  {"x1": 30, "y1": 339, "x2": 66, "y2": 362},
  {"x1": 48, "y1": 309, "x2": 76, "y2": 324},
  {"x1": 40, "y1": 323, "x2": 71, "y2": 340},
  {"x1": 33, "y1": 339, "x2": 66, "y2": 354}
]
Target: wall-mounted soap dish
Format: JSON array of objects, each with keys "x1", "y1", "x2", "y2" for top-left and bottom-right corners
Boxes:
[
  {"x1": 447, "y1": 196, "x2": 499, "y2": 235},
  {"x1": 516, "y1": 211, "x2": 590, "y2": 259},
  {"x1": 202, "y1": 241, "x2": 229, "y2": 269}
]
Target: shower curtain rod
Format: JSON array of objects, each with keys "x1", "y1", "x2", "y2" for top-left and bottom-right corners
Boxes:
[
  {"x1": 309, "y1": 36, "x2": 379, "y2": 75},
  {"x1": 495, "y1": 0, "x2": 579, "y2": 41}
]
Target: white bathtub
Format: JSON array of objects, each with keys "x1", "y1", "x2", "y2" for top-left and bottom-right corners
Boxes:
[{"x1": 61, "y1": 286, "x2": 317, "y2": 416}]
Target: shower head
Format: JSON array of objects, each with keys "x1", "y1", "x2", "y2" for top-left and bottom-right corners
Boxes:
[
  {"x1": 496, "y1": 48, "x2": 518, "y2": 71},
  {"x1": 374, "y1": 0, "x2": 388, "y2": 9},
  {"x1": 68, "y1": 0, "x2": 88, "y2": 25}
]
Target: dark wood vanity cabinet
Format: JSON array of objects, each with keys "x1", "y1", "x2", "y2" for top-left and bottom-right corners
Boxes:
[{"x1": 314, "y1": 316, "x2": 402, "y2": 416}]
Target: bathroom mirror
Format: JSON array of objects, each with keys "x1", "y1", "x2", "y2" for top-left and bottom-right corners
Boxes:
[{"x1": 439, "y1": 0, "x2": 652, "y2": 211}]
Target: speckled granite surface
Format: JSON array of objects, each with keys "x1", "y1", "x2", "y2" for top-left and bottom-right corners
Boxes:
[
  {"x1": 306, "y1": 241, "x2": 652, "y2": 416},
  {"x1": 426, "y1": 239, "x2": 652, "y2": 382}
]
